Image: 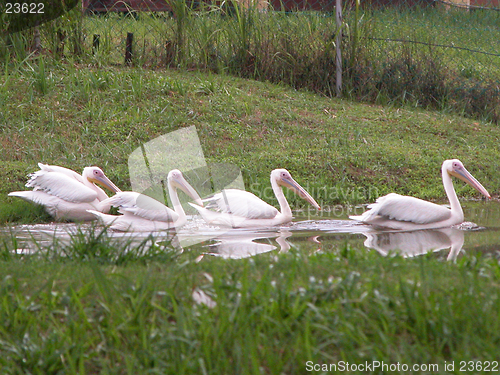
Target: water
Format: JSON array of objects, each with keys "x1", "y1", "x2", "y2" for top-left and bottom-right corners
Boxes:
[{"x1": 2, "y1": 201, "x2": 499, "y2": 260}]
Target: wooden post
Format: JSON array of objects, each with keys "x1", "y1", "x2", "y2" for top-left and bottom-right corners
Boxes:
[
  {"x1": 125, "y1": 32, "x2": 133, "y2": 66},
  {"x1": 92, "y1": 34, "x2": 100, "y2": 54},
  {"x1": 165, "y1": 40, "x2": 174, "y2": 66},
  {"x1": 56, "y1": 30, "x2": 66, "y2": 57},
  {"x1": 32, "y1": 26, "x2": 41, "y2": 54},
  {"x1": 335, "y1": 0, "x2": 342, "y2": 97}
]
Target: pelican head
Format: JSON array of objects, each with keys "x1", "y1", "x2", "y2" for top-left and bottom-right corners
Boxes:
[
  {"x1": 445, "y1": 159, "x2": 490, "y2": 199},
  {"x1": 272, "y1": 169, "x2": 321, "y2": 210},
  {"x1": 167, "y1": 169, "x2": 203, "y2": 206},
  {"x1": 83, "y1": 167, "x2": 121, "y2": 193}
]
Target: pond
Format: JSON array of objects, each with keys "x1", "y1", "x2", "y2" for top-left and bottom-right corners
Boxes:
[{"x1": 2, "y1": 200, "x2": 499, "y2": 261}]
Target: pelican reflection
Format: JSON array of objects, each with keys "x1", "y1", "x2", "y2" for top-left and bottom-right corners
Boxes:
[
  {"x1": 203, "y1": 229, "x2": 292, "y2": 259},
  {"x1": 362, "y1": 228, "x2": 464, "y2": 261}
]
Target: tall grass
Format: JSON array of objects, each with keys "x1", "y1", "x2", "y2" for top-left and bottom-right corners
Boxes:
[{"x1": 2, "y1": 4, "x2": 499, "y2": 121}]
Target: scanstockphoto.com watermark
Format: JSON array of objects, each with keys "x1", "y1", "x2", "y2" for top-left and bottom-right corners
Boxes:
[
  {"x1": 305, "y1": 360, "x2": 499, "y2": 373},
  {"x1": 129, "y1": 126, "x2": 379, "y2": 218},
  {"x1": 295, "y1": 203, "x2": 365, "y2": 219},
  {"x1": 247, "y1": 183, "x2": 381, "y2": 204},
  {"x1": 247, "y1": 183, "x2": 381, "y2": 218}
]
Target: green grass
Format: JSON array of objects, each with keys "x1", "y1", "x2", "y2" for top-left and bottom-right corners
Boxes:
[
  {"x1": 0, "y1": 230, "x2": 499, "y2": 374},
  {"x1": 69, "y1": 7, "x2": 500, "y2": 81},
  {"x1": 365, "y1": 7, "x2": 500, "y2": 76}
]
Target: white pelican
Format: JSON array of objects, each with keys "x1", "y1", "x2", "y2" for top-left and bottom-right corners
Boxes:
[
  {"x1": 88, "y1": 169, "x2": 203, "y2": 231},
  {"x1": 189, "y1": 168, "x2": 321, "y2": 228},
  {"x1": 8, "y1": 163, "x2": 121, "y2": 221},
  {"x1": 350, "y1": 159, "x2": 490, "y2": 230}
]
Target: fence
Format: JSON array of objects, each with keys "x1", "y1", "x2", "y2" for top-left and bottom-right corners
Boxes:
[{"x1": 2, "y1": 0, "x2": 500, "y2": 121}]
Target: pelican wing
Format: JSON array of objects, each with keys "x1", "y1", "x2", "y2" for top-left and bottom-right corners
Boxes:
[
  {"x1": 9, "y1": 191, "x2": 102, "y2": 221},
  {"x1": 37, "y1": 163, "x2": 84, "y2": 183},
  {"x1": 356, "y1": 193, "x2": 452, "y2": 224},
  {"x1": 104, "y1": 192, "x2": 179, "y2": 223},
  {"x1": 205, "y1": 189, "x2": 279, "y2": 220},
  {"x1": 26, "y1": 170, "x2": 98, "y2": 203}
]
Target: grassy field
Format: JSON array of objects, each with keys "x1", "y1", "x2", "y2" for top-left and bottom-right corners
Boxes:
[
  {"x1": 1, "y1": 40, "x2": 500, "y2": 373},
  {"x1": 71, "y1": 7, "x2": 500, "y2": 80}
]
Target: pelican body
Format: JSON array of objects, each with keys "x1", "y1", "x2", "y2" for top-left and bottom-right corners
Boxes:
[
  {"x1": 350, "y1": 159, "x2": 490, "y2": 230},
  {"x1": 88, "y1": 169, "x2": 203, "y2": 231},
  {"x1": 8, "y1": 163, "x2": 121, "y2": 221},
  {"x1": 190, "y1": 168, "x2": 320, "y2": 228}
]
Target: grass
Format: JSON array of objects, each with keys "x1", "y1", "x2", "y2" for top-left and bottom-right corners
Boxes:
[
  {"x1": 366, "y1": 7, "x2": 500, "y2": 79},
  {"x1": 1, "y1": 65, "x2": 499, "y2": 373},
  {"x1": 0, "y1": 229, "x2": 499, "y2": 374}
]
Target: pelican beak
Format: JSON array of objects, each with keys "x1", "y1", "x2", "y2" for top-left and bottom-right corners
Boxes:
[
  {"x1": 172, "y1": 176, "x2": 204, "y2": 207},
  {"x1": 280, "y1": 177, "x2": 321, "y2": 210},
  {"x1": 90, "y1": 175, "x2": 122, "y2": 193},
  {"x1": 450, "y1": 166, "x2": 491, "y2": 199}
]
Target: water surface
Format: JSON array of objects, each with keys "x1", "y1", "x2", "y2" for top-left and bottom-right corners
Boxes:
[{"x1": 2, "y1": 201, "x2": 499, "y2": 261}]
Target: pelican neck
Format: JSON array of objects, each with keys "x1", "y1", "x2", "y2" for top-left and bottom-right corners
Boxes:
[
  {"x1": 168, "y1": 181, "x2": 186, "y2": 223},
  {"x1": 441, "y1": 165, "x2": 463, "y2": 221},
  {"x1": 271, "y1": 174, "x2": 292, "y2": 217}
]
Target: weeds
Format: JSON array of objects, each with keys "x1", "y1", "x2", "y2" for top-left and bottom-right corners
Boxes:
[
  {"x1": 32, "y1": 57, "x2": 51, "y2": 94},
  {"x1": 0, "y1": 224, "x2": 181, "y2": 265},
  {"x1": 345, "y1": 43, "x2": 500, "y2": 123},
  {"x1": 1, "y1": 5, "x2": 499, "y2": 122}
]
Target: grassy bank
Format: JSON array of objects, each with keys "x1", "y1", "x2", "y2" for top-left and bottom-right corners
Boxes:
[
  {"x1": 1, "y1": 64, "x2": 499, "y2": 223},
  {"x1": 1, "y1": 229, "x2": 499, "y2": 374}
]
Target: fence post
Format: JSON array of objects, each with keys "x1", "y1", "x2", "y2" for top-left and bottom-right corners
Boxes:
[
  {"x1": 56, "y1": 30, "x2": 66, "y2": 57},
  {"x1": 165, "y1": 40, "x2": 174, "y2": 66},
  {"x1": 32, "y1": 26, "x2": 41, "y2": 54},
  {"x1": 335, "y1": 0, "x2": 342, "y2": 97},
  {"x1": 93, "y1": 34, "x2": 100, "y2": 54},
  {"x1": 125, "y1": 32, "x2": 133, "y2": 66}
]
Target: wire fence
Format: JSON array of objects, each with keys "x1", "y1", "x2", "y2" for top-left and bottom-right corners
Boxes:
[
  {"x1": 363, "y1": 0, "x2": 500, "y2": 80},
  {"x1": 77, "y1": 0, "x2": 500, "y2": 75},
  {"x1": 3, "y1": 0, "x2": 500, "y2": 120}
]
